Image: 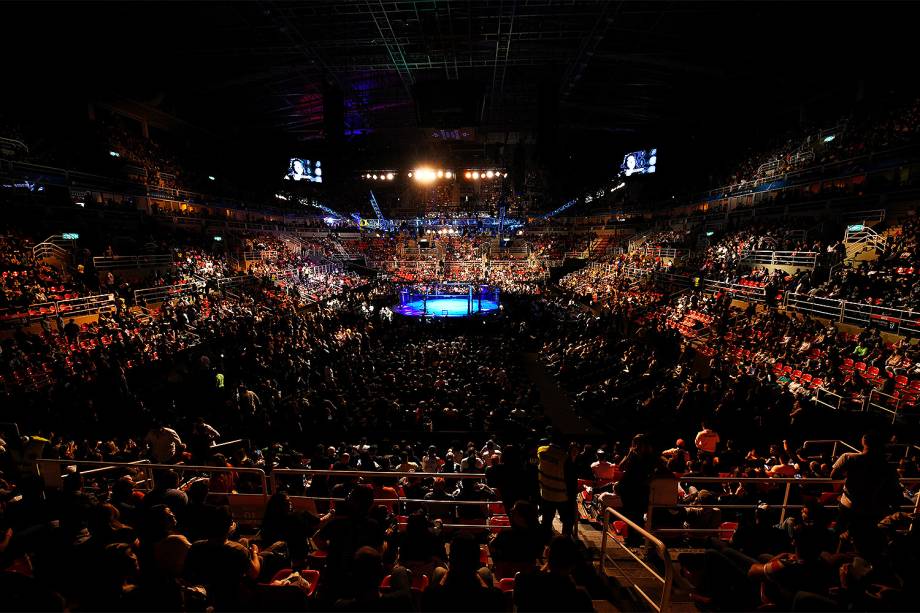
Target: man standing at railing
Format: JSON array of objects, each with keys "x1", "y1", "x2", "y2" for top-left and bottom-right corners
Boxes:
[{"x1": 829, "y1": 431, "x2": 903, "y2": 540}]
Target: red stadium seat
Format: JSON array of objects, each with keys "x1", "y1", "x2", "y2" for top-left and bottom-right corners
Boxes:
[{"x1": 719, "y1": 521, "x2": 738, "y2": 541}]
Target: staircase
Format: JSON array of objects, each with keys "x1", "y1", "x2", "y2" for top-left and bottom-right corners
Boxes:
[
  {"x1": 628, "y1": 231, "x2": 652, "y2": 253},
  {"x1": 590, "y1": 236, "x2": 612, "y2": 258},
  {"x1": 843, "y1": 225, "x2": 886, "y2": 263}
]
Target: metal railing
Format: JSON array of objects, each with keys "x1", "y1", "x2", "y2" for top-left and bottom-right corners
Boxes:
[
  {"x1": 243, "y1": 250, "x2": 279, "y2": 261},
  {"x1": 134, "y1": 280, "x2": 206, "y2": 305},
  {"x1": 270, "y1": 468, "x2": 503, "y2": 529},
  {"x1": 645, "y1": 476, "x2": 920, "y2": 529},
  {"x1": 600, "y1": 506, "x2": 673, "y2": 612},
  {"x1": 636, "y1": 246, "x2": 687, "y2": 259},
  {"x1": 843, "y1": 225, "x2": 886, "y2": 255},
  {"x1": 0, "y1": 293, "x2": 116, "y2": 325},
  {"x1": 840, "y1": 209, "x2": 886, "y2": 225},
  {"x1": 800, "y1": 439, "x2": 860, "y2": 459},
  {"x1": 215, "y1": 275, "x2": 257, "y2": 289},
  {"x1": 32, "y1": 235, "x2": 73, "y2": 263},
  {"x1": 0, "y1": 135, "x2": 28, "y2": 155},
  {"x1": 93, "y1": 254, "x2": 175, "y2": 271},
  {"x1": 811, "y1": 388, "x2": 847, "y2": 412},
  {"x1": 785, "y1": 292, "x2": 920, "y2": 337},
  {"x1": 702, "y1": 279, "x2": 769, "y2": 302},
  {"x1": 741, "y1": 250, "x2": 818, "y2": 268},
  {"x1": 34, "y1": 458, "x2": 270, "y2": 525},
  {"x1": 868, "y1": 389, "x2": 911, "y2": 424}
]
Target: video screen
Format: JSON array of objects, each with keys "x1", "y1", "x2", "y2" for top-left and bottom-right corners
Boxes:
[
  {"x1": 284, "y1": 158, "x2": 323, "y2": 183},
  {"x1": 619, "y1": 148, "x2": 656, "y2": 176}
]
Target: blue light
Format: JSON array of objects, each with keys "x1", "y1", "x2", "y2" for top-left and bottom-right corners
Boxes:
[{"x1": 823, "y1": 135, "x2": 835, "y2": 143}]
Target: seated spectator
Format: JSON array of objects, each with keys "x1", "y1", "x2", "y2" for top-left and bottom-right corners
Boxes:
[
  {"x1": 514, "y1": 535, "x2": 594, "y2": 612},
  {"x1": 422, "y1": 532, "x2": 504, "y2": 612},
  {"x1": 590, "y1": 449, "x2": 621, "y2": 482},
  {"x1": 489, "y1": 501, "x2": 544, "y2": 578},
  {"x1": 334, "y1": 546, "x2": 413, "y2": 612},
  {"x1": 183, "y1": 506, "x2": 260, "y2": 611},
  {"x1": 314, "y1": 485, "x2": 385, "y2": 600},
  {"x1": 396, "y1": 511, "x2": 447, "y2": 576}
]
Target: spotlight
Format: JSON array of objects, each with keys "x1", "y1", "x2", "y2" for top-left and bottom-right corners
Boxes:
[
  {"x1": 408, "y1": 171, "x2": 413, "y2": 178},
  {"x1": 464, "y1": 171, "x2": 472, "y2": 179},
  {"x1": 372, "y1": 174, "x2": 378, "y2": 180},
  {"x1": 503, "y1": 172, "x2": 508, "y2": 178},
  {"x1": 386, "y1": 172, "x2": 394, "y2": 180},
  {"x1": 472, "y1": 171, "x2": 480, "y2": 180},
  {"x1": 485, "y1": 170, "x2": 494, "y2": 178},
  {"x1": 436, "y1": 170, "x2": 444, "y2": 178},
  {"x1": 445, "y1": 171, "x2": 452, "y2": 179},
  {"x1": 414, "y1": 168, "x2": 436, "y2": 183}
]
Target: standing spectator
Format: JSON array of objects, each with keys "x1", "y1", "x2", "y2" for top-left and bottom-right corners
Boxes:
[
  {"x1": 422, "y1": 533, "x2": 504, "y2": 612},
  {"x1": 536, "y1": 433, "x2": 576, "y2": 538},
  {"x1": 144, "y1": 422, "x2": 184, "y2": 464},
  {"x1": 183, "y1": 506, "x2": 260, "y2": 611},
  {"x1": 590, "y1": 449, "x2": 621, "y2": 482},
  {"x1": 695, "y1": 421, "x2": 720, "y2": 459},
  {"x1": 609, "y1": 434, "x2": 670, "y2": 543},
  {"x1": 830, "y1": 431, "x2": 903, "y2": 539},
  {"x1": 64, "y1": 318, "x2": 80, "y2": 344},
  {"x1": 514, "y1": 535, "x2": 594, "y2": 612}
]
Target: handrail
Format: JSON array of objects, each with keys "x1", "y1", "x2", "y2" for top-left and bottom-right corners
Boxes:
[
  {"x1": 93, "y1": 254, "x2": 175, "y2": 271},
  {"x1": 0, "y1": 293, "x2": 116, "y2": 325},
  {"x1": 0, "y1": 135, "x2": 29, "y2": 154},
  {"x1": 243, "y1": 250, "x2": 279, "y2": 261},
  {"x1": 215, "y1": 275, "x2": 256, "y2": 289},
  {"x1": 600, "y1": 506, "x2": 673, "y2": 612},
  {"x1": 636, "y1": 246, "x2": 688, "y2": 259},
  {"x1": 271, "y1": 468, "x2": 487, "y2": 480},
  {"x1": 811, "y1": 387, "x2": 846, "y2": 412},
  {"x1": 133, "y1": 280, "x2": 206, "y2": 305},
  {"x1": 801, "y1": 439, "x2": 860, "y2": 458},
  {"x1": 868, "y1": 389, "x2": 907, "y2": 424},
  {"x1": 645, "y1": 475, "x2": 920, "y2": 526},
  {"x1": 785, "y1": 292, "x2": 920, "y2": 337},
  {"x1": 34, "y1": 458, "x2": 269, "y2": 496},
  {"x1": 741, "y1": 250, "x2": 818, "y2": 268},
  {"x1": 702, "y1": 279, "x2": 769, "y2": 302}
]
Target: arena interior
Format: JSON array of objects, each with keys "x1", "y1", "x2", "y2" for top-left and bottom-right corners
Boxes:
[{"x1": 1, "y1": 2, "x2": 919, "y2": 611}]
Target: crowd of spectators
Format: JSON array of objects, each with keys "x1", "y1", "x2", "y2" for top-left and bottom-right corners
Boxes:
[
  {"x1": 712, "y1": 96, "x2": 920, "y2": 193},
  {"x1": 1, "y1": 213, "x2": 920, "y2": 611},
  {"x1": 801, "y1": 212, "x2": 920, "y2": 308}
]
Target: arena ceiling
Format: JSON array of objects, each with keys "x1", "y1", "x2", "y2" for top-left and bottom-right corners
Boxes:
[
  {"x1": 164, "y1": 0, "x2": 917, "y2": 143},
  {"x1": 3, "y1": 1, "x2": 912, "y2": 146}
]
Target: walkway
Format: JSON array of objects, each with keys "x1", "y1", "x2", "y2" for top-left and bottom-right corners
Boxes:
[{"x1": 520, "y1": 352, "x2": 602, "y2": 437}]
